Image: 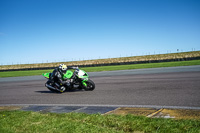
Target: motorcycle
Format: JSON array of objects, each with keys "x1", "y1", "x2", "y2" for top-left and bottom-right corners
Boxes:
[{"x1": 42, "y1": 68, "x2": 95, "y2": 93}]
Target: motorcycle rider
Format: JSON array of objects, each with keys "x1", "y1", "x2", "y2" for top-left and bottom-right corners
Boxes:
[{"x1": 46, "y1": 64, "x2": 78, "y2": 92}]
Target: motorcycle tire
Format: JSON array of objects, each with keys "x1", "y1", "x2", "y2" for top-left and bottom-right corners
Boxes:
[
  {"x1": 46, "y1": 81, "x2": 59, "y2": 93},
  {"x1": 83, "y1": 79, "x2": 95, "y2": 91}
]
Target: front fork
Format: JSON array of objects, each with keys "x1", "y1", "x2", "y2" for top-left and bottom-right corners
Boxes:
[{"x1": 82, "y1": 78, "x2": 88, "y2": 87}]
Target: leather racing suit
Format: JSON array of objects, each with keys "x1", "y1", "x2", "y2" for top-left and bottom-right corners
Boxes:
[{"x1": 47, "y1": 66, "x2": 78, "y2": 90}]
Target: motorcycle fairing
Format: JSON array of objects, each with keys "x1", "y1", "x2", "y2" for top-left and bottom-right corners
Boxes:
[
  {"x1": 77, "y1": 70, "x2": 88, "y2": 79},
  {"x1": 42, "y1": 73, "x2": 50, "y2": 79},
  {"x1": 63, "y1": 70, "x2": 73, "y2": 80},
  {"x1": 42, "y1": 70, "x2": 73, "y2": 80}
]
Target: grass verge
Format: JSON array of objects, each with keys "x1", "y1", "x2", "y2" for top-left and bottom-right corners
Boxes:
[
  {"x1": 82, "y1": 59, "x2": 200, "y2": 72},
  {"x1": 0, "y1": 110, "x2": 200, "y2": 133},
  {"x1": 0, "y1": 60, "x2": 200, "y2": 78}
]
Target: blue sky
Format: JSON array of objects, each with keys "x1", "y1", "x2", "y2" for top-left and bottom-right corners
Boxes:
[{"x1": 0, "y1": 0, "x2": 200, "y2": 65}]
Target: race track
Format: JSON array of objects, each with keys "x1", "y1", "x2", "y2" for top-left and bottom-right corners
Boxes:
[{"x1": 0, "y1": 65, "x2": 200, "y2": 108}]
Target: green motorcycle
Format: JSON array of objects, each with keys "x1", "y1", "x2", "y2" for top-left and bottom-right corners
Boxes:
[{"x1": 42, "y1": 68, "x2": 95, "y2": 93}]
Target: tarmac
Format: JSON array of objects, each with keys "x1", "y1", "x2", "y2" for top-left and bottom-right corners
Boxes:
[
  {"x1": 1, "y1": 66, "x2": 200, "y2": 120},
  {"x1": 1, "y1": 105, "x2": 200, "y2": 120}
]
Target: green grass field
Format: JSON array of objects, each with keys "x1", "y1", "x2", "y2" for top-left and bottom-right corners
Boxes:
[
  {"x1": 82, "y1": 59, "x2": 200, "y2": 72},
  {"x1": 0, "y1": 110, "x2": 199, "y2": 133},
  {"x1": 0, "y1": 60, "x2": 200, "y2": 78}
]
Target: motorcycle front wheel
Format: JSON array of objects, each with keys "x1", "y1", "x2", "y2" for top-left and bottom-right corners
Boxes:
[{"x1": 83, "y1": 79, "x2": 95, "y2": 91}]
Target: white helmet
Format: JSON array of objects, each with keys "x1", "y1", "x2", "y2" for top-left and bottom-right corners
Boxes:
[{"x1": 58, "y1": 64, "x2": 67, "y2": 73}]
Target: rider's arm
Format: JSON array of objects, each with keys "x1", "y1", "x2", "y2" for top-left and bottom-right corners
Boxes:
[{"x1": 55, "y1": 71, "x2": 67, "y2": 85}]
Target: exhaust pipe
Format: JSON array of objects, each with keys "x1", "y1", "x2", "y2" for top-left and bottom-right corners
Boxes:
[{"x1": 45, "y1": 84, "x2": 60, "y2": 91}]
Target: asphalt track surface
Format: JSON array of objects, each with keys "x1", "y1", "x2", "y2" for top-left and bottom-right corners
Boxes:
[{"x1": 0, "y1": 65, "x2": 200, "y2": 111}]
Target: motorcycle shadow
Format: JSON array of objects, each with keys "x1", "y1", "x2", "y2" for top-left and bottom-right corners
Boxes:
[{"x1": 35, "y1": 89, "x2": 84, "y2": 94}]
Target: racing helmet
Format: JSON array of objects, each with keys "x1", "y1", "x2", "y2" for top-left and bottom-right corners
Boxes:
[{"x1": 58, "y1": 64, "x2": 67, "y2": 73}]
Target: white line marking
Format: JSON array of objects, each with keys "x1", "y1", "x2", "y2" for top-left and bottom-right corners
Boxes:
[
  {"x1": 147, "y1": 108, "x2": 164, "y2": 118},
  {"x1": 73, "y1": 106, "x2": 88, "y2": 112},
  {"x1": 1, "y1": 104, "x2": 200, "y2": 110}
]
